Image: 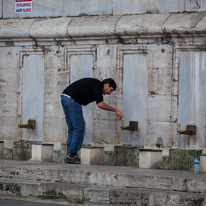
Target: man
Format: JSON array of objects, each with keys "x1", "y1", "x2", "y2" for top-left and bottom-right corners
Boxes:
[{"x1": 61, "y1": 78, "x2": 123, "y2": 164}]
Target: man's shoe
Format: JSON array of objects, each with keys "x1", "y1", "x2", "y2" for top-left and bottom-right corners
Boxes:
[{"x1": 65, "y1": 156, "x2": 81, "y2": 164}]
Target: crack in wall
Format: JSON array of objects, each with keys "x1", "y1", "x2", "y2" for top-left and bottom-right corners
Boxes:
[{"x1": 114, "y1": 15, "x2": 124, "y2": 44}]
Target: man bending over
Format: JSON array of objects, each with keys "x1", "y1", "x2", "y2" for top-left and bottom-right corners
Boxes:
[{"x1": 61, "y1": 78, "x2": 123, "y2": 164}]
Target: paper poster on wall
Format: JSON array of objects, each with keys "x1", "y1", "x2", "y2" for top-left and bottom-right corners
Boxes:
[{"x1": 15, "y1": 0, "x2": 32, "y2": 13}]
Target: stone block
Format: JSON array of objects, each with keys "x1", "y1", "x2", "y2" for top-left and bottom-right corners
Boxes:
[
  {"x1": 97, "y1": 45, "x2": 117, "y2": 70},
  {"x1": 0, "y1": 96, "x2": 18, "y2": 117},
  {"x1": 67, "y1": 16, "x2": 120, "y2": 38},
  {"x1": 21, "y1": 182, "x2": 42, "y2": 197},
  {"x1": 110, "y1": 188, "x2": 150, "y2": 205},
  {"x1": 146, "y1": 122, "x2": 176, "y2": 148},
  {"x1": 148, "y1": 67, "x2": 172, "y2": 95},
  {"x1": 13, "y1": 141, "x2": 32, "y2": 160},
  {"x1": 116, "y1": 14, "x2": 169, "y2": 36},
  {"x1": 30, "y1": 17, "x2": 72, "y2": 39},
  {"x1": 113, "y1": 146, "x2": 143, "y2": 166},
  {"x1": 162, "y1": 12, "x2": 206, "y2": 34},
  {"x1": 3, "y1": 148, "x2": 12, "y2": 159},
  {"x1": 81, "y1": 147, "x2": 104, "y2": 165},
  {"x1": 183, "y1": 178, "x2": 206, "y2": 193},
  {"x1": 200, "y1": 154, "x2": 206, "y2": 172},
  {"x1": 0, "y1": 141, "x2": 4, "y2": 158},
  {"x1": 160, "y1": 155, "x2": 169, "y2": 169},
  {"x1": 43, "y1": 118, "x2": 66, "y2": 142},
  {"x1": 195, "y1": 16, "x2": 206, "y2": 33},
  {"x1": 0, "y1": 180, "x2": 21, "y2": 196},
  {"x1": 84, "y1": 187, "x2": 110, "y2": 204},
  {"x1": 104, "y1": 151, "x2": 115, "y2": 166},
  {"x1": 147, "y1": 95, "x2": 177, "y2": 122},
  {"x1": 0, "y1": 117, "x2": 19, "y2": 140},
  {"x1": 42, "y1": 183, "x2": 85, "y2": 203},
  {"x1": 3, "y1": 140, "x2": 14, "y2": 149},
  {"x1": 53, "y1": 143, "x2": 67, "y2": 163},
  {"x1": 139, "y1": 149, "x2": 162, "y2": 169},
  {"x1": 168, "y1": 149, "x2": 202, "y2": 171},
  {"x1": 93, "y1": 120, "x2": 119, "y2": 144},
  {"x1": 0, "y1": 19, "x2": 35, "y2": 39},
  {"x1": 165, "y1": 193, "x2": 205, "y2": 205},
  {"x1": 30, "y1": 144, "x2": 54, "y2": 162}
]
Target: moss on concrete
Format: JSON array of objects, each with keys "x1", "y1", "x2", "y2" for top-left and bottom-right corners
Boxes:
[
  {"x1": 104, "y1": 145, "x2": 143, "y2": 166},
  {"x1": 13, "y1": 141, "x2": 37, "y2": 160},
  {"x1": 53, "y1": 143, "x2": 67, "y2": 163},
  {"x1": 43, "y1": 190, "x2": 57, "y2": 199},
  {"x1": 0, "y1": 183, "x2": 21, "y2": 195},
  {"x1": 161, "y1": 148, "x2": 203, "y2": 171},
  {"x1": 3, "y1": 148, "x2": 13, "y2": 159},
  {"x1": 104, "y1": 151, "x2": 115, "y2": 165},
  {"x1": 42, "y1": 189, "x2": 83, "y2": 204},
  {"x1": 160, "y1": 156, "x2": 169, "y2": 169}
]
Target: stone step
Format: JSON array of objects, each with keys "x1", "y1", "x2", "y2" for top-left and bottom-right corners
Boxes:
[
  {"x1": 0, "y1": 159, "x2": 206, "y2": 194},
  {"x1": 8, "y1": 141, "x2": 204, "y2": 170},
  {"x1": 0, "y1": 178, "x2": 205, "y2": 206}
]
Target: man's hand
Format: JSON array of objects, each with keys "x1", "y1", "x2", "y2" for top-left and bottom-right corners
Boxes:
[
  {"x1": 97, "y1": 102, "x2": 124, "y2": 119},
  {"x1": 115, "y1": 109, "x2": 123, "y2": 119}
]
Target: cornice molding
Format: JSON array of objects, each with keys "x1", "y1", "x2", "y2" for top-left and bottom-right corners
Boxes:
[{"x1": 0, "y1": 12, "x2": 206, "y2": 41}]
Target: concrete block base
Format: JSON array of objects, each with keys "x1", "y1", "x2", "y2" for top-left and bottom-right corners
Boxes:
[
  {"x1": 168, "y1": 149, "x2": 202, "y2": 171},
  {"x1": 0, "y1": 141, "x2": 4, "y2": 158},
  {"x1": 13, "y1": 141, "x2": 32, "y2": 160},
  {"x1": 104, "y1": 146, "x2": 144, "y2": 166},
  {"x1": 139, "y1": 149, "x2": 162, "y2": 169},
  {"x1": 53, "y1": 143, "x2": 67, "y2": 163},
  {"x1": 81, "y1": 147, "x2": 104, "y2": 165},
  {"x1": 113, "y1": 146, "x2": 143, "y2": 166},
  {"x1": 200, "y1": 154, "x2": 206, "y2": 172},
  {"x1": 3, "y1": 148, "x2": 13, "y2": 159},
  {"x1": 30, "y1": 144, "x2": 54, "y2": 162}
]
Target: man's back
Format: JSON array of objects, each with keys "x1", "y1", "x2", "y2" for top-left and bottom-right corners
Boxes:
[{"x1": 62, "y1": 78, "x2": 104, "y2": 106}]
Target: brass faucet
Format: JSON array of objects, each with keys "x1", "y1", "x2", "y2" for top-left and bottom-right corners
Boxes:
[
  {"x1": 178, "y1": 124, "x2": 196, "y2": 135},
  {"x1": 120, "y1": 120, "x2": 138, "y2": 131},
  {"x1": 18, "y1": 118, "x2": 36, "y2": 129}
]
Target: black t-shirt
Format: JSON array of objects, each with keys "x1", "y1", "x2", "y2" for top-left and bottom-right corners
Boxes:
[{"x1": 62, "y1": 78, "x2": 104, "y2": 106}]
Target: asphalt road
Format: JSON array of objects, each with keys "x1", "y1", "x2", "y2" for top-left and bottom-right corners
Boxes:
[{"x1": 0, "y1": 199, "x2": 62, "y2": 206}]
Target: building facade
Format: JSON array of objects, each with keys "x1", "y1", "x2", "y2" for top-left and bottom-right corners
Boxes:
[{"x1": 0, "y1": 0, "x2": 206, "y2": 155}]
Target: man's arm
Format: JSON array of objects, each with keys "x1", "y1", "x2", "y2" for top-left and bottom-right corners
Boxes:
[{"x1": 97, "y1": 101, "x2": 123, "y2": 119}]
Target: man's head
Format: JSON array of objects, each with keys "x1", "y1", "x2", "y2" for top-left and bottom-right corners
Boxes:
[{"x1": 102, "y1": 78, "x2": 116, "y2": 95}]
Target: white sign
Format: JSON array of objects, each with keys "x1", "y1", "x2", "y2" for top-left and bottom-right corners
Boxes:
[{"x1": 15, "y1": 0, "x2": 32, "y2": 13}]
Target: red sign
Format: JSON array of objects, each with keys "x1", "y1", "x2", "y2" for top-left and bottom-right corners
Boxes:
[
  {"x1": 16, "y1": 3, "x2": 31, "y2": 7},
  {"x1": 15, "y1": 0, "x2": 32, "y2": 13}
]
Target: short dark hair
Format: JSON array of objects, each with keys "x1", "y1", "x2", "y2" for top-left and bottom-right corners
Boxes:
[{"x1": 102, "y1": 78, "x2": 117, "y2": 91}]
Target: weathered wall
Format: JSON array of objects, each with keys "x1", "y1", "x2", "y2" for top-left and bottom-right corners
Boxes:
[
  {"x1": 1, "y1": 0, "x2": 206, "y2": 19},
  {"x1": 0, "y1": 0, "x2": 2, "y2": 18},
  {"x1": 0, "y1": 13, "x2": 206, "y2": 149},
  {"x1": 0, "y1": 47, "x2": 21, "y2": 141},
  {"x1": 178, "y1": 51, "x2": 206, "y2": 148}
]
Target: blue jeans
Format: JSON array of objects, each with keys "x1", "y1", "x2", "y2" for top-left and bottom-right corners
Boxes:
[{"x1": 61, "y1": 95, "x2": 85, "y2": 157}]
